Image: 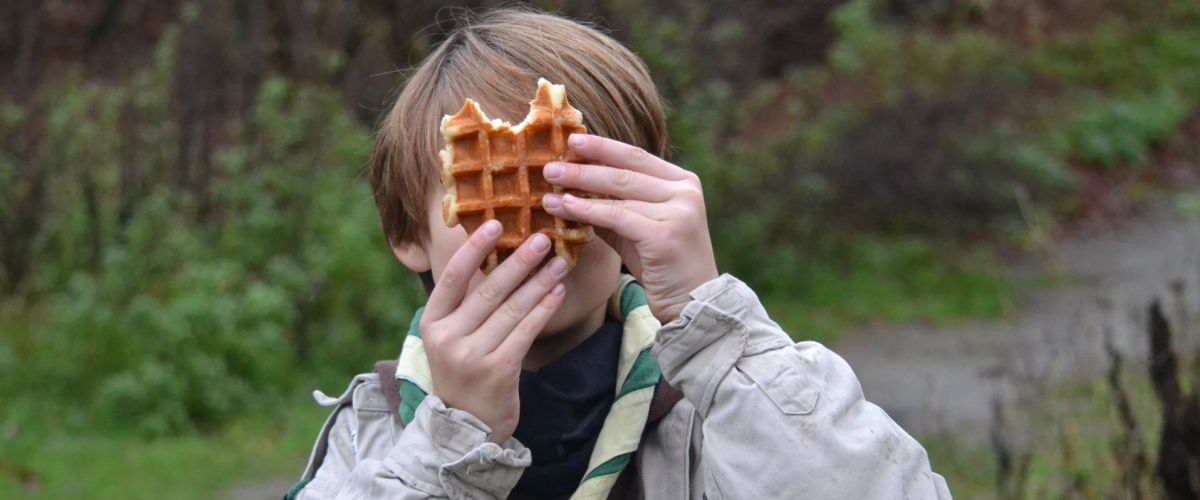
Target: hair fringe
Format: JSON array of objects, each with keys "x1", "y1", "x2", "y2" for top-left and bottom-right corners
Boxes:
[{"x1": 368, "y1": 7, "x2": 668, "y2": 247}]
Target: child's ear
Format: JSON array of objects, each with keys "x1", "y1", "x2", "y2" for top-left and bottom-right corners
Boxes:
[{"x1": 391, "y1": 240, "x2": 432, "y2": 273}]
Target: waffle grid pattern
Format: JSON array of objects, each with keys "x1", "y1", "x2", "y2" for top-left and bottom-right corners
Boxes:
[{"x1": 441, "y1": 79, "x2": 594, "y2": 272}]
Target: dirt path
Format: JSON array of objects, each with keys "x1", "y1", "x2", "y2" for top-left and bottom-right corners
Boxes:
[{"x1": 833, "y1": 201, "x2": 1200, "y2": 440}]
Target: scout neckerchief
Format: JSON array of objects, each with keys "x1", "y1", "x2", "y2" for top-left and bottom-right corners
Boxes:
[{"x1": 396, "y1": 275, "x2": 661, "y2": 499}]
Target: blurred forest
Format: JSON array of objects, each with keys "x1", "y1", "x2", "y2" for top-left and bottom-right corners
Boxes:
[{"x1": 2, "y1": 0, "x2": 1200, "y2": 497}]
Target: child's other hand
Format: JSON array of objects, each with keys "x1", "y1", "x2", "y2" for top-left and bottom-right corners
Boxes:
[
  {"x1": 419, "y1": 220, "x2": 569, "y2": 444},
  {"x1": 542, "y1": 134, "x2": 718, "y2": 324}
]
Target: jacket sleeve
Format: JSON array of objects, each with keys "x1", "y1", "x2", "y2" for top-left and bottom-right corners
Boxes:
[
  {"x1": 297, "y1": 395, "x2": 531, "y2": 500},
  {"x1": 653, "y1": 274, "x2": 952, "y2": 499}
]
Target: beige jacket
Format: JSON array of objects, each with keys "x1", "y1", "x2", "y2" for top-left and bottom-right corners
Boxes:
[{"x1": 293, "y1": 275, "x2": 952, "y2": 499}]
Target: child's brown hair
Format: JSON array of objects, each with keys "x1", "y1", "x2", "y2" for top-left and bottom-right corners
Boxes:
[{"x1": 369, "y1": 8, "x2": 668, "y2": 247}]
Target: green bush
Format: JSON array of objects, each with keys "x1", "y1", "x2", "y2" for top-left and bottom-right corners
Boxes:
[
  {"x1": 3, "y1": 54, "x2": 422, "y2": 436},
  {"x1": 1069, "y1": 89, "x2": 1189, "y2": 169}
]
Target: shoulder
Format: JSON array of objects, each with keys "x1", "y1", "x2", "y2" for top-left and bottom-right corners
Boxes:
[{"x1": 296, "y1": 368, "x2": 408, "y2": 494}]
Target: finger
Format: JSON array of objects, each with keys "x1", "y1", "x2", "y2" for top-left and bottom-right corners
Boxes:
[
  {"x1": 471, "y1": 256, "x2": 570, "y2": 353},
  {"x1": 425, "y1": 219, "x2": 502, "y2": 321},
  {"x1": 543, "y1": 162, "x2": 672, "y2": 202},
  {"x1": 543, "y1": 193, "x2": 662, "y2": 219},
  {"x1": 567, "y1": 134, "x2": 689, "y2": 181},
  {"x1": 491, "y1": 283, "x2": 566, "y2": 361},
  {"x1": 452, "y1": 232, "x2": 554, "y2": 331},
  {"x1": 542, "y1": 194, "x2": 659, "y2": 242}
]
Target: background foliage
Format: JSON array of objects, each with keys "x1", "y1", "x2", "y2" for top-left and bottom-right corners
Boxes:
[{"x1": 2, "y1": 0, "x2": 1199, "y2": 496}]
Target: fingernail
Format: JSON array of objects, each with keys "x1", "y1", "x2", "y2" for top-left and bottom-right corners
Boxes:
[
  {"x1": 544, "y1": 163, "x2": 563, "y2": 179},
  {"x1": 549, "y1": 257, "x2": 568, "y2": 275},
  {"x1": 531, "y1": 233, "x2": 550, "y2": 252},
  {"x1": 568, "y1": 134, "x2": 586, "y2": 148},
  {"x1": 543, "y1": 194, "x2": 563, "y2": 209},
  {"x1": 551, "y1": 283, "x2": 566, "y2": 296},
  {"x1": 483, "y1": 220, "x2": 501, "y2": 237},
  {"x1": 563, "y1": 193, "x2": 579, "y2": 205}
]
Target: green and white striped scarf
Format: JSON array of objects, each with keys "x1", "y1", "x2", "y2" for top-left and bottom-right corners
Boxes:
[{"x1": 396, "y1": 275, "x2": 662, "y2": 499}]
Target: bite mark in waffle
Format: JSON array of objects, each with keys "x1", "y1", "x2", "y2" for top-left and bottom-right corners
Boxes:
[{"x1": 440, "y1": 78, "x2": 595, "y2": 273}]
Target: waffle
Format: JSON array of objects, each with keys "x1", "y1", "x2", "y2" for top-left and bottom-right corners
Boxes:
[{"x1": 440, "y1": 78, "x2": 594, "y2": 273}]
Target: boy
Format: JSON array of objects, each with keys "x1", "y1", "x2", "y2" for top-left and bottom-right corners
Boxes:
[{"x1": 290, "y1": 8, "x2": 951, "y2": 500}]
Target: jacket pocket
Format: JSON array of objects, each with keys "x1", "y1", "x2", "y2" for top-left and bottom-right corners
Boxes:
[
  {"x1": 349, "y1": 380, "x2": 401, "y2": 463},
  {"x1": 737, "y1": 348, "x2": 820, "y2": 415}
]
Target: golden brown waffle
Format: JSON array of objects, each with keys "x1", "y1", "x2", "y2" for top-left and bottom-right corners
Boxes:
[{"x1": 440, "y1": 78, "x2": 594, "y2": 273}]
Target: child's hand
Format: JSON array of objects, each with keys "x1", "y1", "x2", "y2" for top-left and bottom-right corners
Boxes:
[
  {"x1": 542, "y1": 134, "x2": 719, "y2": 324},
  {"x1": 419, "y1": 220, "x2": 569, "y2": 443}
]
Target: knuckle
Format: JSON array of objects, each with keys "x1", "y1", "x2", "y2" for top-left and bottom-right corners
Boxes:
[
  {"x1": 499, "y1": 299, "x2": 525, "y2": 322},
  {"x1": 477, "y1": 355, "x2": 498, "y2": 373},
  {"x1": 451, "y1": 348, "x2": 475, "y2": 370},
  {"x1": 569, "y1": 197, "x2": 592, "y2": 214},
  {"x1": 665, "y1": 203, "x2": 688, "y2": 221},
  {"x1": 440, "y1": 266, "x2": 463, "y2": 286},
  {"x1": 485, "y1": 354, "x2": 518, "y2": 374},
  {"x1": 476, "y1": 280, "x2": 503, "y2": 302},
  {"x1": 606, "y1": 201, "x2": 626, "y2": 220},
  {"x1": 610, "y1": 168, "x2": 634, "y2": 188},
  {"x1": 426, "y1": 335, "x2": 448, "y2": 357},
  {"x1": 675, "y1": 185, "x2": 705, "y2": 211},
  {"x1": 422, "y1": 328, "x2": 444, "y2": 350},
  {"x1": 627, "y1": 145, "x2": 651, "y2": 165}
]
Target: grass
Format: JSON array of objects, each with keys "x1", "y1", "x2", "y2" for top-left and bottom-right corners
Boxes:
[
  {"x1": 760, "y1": 237, "x2": 1015, "y2": 345},
  {"x1": 0, "y1": 391, "x2": 329, "y2": 499},
  {"x1": 920, "y1": 434, "x2": 1000, "y2": 499},
  {"x1": 920, "y1": 372, "x2": 1168, "y2": 498}
]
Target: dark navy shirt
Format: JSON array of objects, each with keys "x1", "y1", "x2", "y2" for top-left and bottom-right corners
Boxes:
[{"x1": 510, "y1": 317, "x2": 622, "y2": 498}]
